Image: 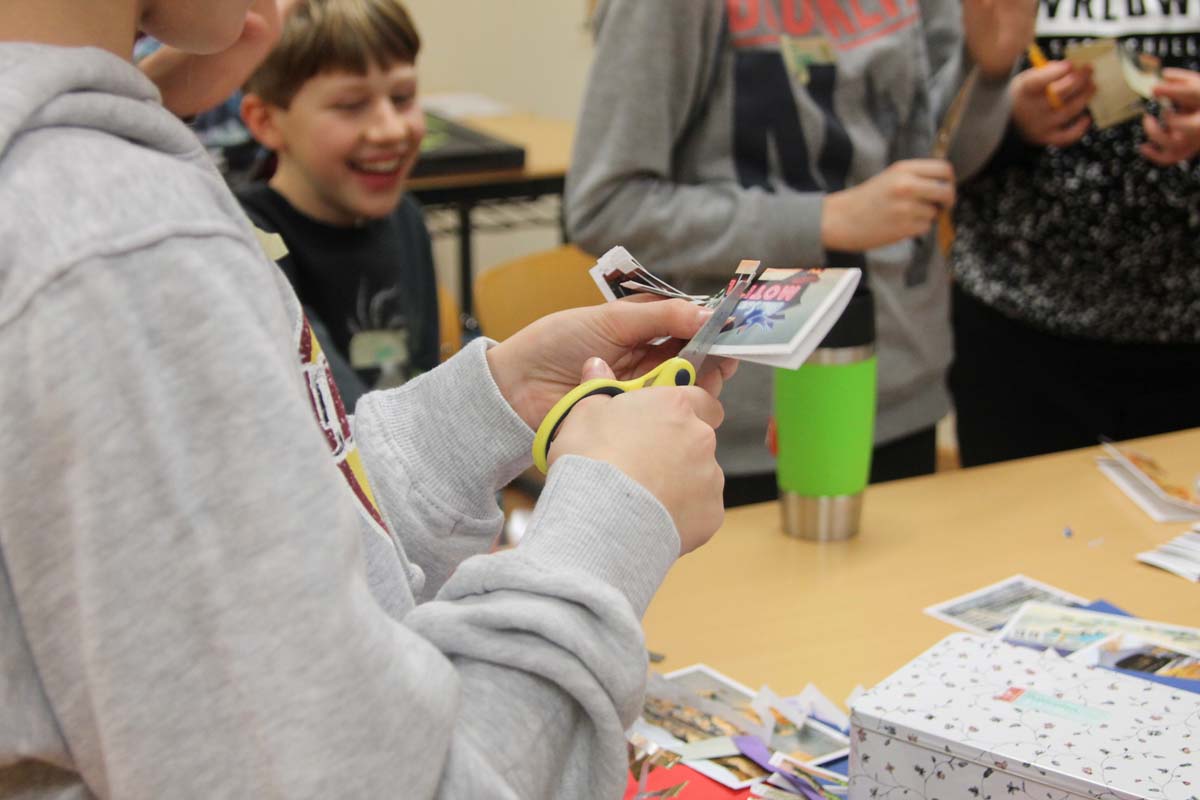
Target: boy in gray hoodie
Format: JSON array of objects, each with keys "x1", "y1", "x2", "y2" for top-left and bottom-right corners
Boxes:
[
  {"x1": 0, "y1": 1, "x2": 735, "y2": 797},
  {"x1": 567, "y1": 0, "x2": 1035, "y2": 503}
]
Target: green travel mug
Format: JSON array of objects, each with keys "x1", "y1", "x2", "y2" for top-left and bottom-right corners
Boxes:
[{"x1": 775, "y1": 288, "x2": 876, "y2": 541}]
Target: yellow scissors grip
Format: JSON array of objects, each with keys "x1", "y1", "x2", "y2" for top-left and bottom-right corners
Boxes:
[{"x1": 532, "y1": 356, "x2": 697, "y2": 473}]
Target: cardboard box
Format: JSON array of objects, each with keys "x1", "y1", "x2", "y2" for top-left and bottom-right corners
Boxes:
[{"x1": 848, "y1": 634, "x2": 1199, "y2": 800}]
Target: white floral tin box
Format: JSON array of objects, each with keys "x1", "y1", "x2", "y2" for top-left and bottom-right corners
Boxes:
[{"x1": 848, "y1": 634, "x2": 1198, "y2": 800}]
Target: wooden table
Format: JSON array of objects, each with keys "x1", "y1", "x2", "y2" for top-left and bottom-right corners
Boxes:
[
  {"x1": 643, "y1": 428, "x2": 1200, "y2": 706},
  {"x1": 409, "y1": 113, "x2": 574, "y2": 318}
]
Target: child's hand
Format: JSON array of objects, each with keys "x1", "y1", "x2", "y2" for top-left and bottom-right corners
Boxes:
[
  {"x1": 962, "y1": 0, "x2": 1039, "y2": 79},
  {"x1": 1011, "y1": 61, "x2": 1094, "y2": 147},
  {"x1": 1141, "y1": 68, "x2": 1200, "y2": 166},
  {"x1": 547, "y1": 358, "x2": 726, "y2": 554},
  {"x1": 821, "y1": 160, "x2": 956, "y2": 252},
  {"x1": 486, "y1": 298, "x2": 737, "y2": 431}
]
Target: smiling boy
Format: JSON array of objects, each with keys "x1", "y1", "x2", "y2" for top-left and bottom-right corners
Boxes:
[{"x1": 238, "y1": 0, "x2": 436, "y2": 402}]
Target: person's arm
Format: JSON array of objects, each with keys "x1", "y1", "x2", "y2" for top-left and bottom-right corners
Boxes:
[
  {"x1": 354, "y1": 297, "x2": 733, "y2": 600},
  {"x1": 4, "y1": 229, "x2": 721, "y2": 798},
  {"x1": 566, "y1": 0, "x2": 826, "y2": 277},
  {"x1": 921, "y1": 0, "x2": 1036, "y2": 182}
]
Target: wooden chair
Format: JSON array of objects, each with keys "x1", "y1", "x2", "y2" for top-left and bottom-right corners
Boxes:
[
  {"x1": 437, "y1": 283, "x2": 461, "y2": 361},
  {"x1": 474, "y1": 244, "x2": 602, "y2": 518},
  {"x1": 473, "y1": 244, "x2": 602, "y2": 341}
]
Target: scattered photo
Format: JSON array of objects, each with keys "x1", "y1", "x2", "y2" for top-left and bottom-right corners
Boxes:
[
  {"x1": 665, "y1": 665, "x2": 850, "y2": 766},
  {"x1": 1071, "y1": 633, "x2": 1200, "y2": 679},
  {"x1": 639, "y1": 679, "x2": 769, "y2": 789},
  {"x1": 924, "y1": 574, "x2": 1089, "y2": 635},
  {"x1": 1001, "y1": 602, "x2": 1200, "y2": 655}
]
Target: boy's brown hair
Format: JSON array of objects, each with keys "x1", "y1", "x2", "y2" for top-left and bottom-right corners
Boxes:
[{"x1": 246, "y1": 0, "x2": 421, "y2": 108}]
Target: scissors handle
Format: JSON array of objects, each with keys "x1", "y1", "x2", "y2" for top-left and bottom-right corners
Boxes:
[{"x1": 531, "y1": 356, "x2": 697, "y2": 473}]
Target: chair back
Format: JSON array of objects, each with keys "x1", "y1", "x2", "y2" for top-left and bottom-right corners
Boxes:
[{"x1": 474, "y1": 245, "x2": 601, "y2": 341}]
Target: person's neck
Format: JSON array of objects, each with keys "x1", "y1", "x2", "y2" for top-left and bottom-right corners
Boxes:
[
  {"x1": 0, "y1": 0, "x2": 138, "y2": 59},
  {"x1": 269, "y1": 164, "x2": 362, "y2": 228}
]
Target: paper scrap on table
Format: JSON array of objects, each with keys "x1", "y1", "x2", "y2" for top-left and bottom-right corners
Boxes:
[
  {"x1": 1096, "y1": 440, "x2": 1200, "y2": 522},
  {"x1": 1137, "y1": 528, "x2": 1200, "y2": 582},
  {"x1": 785, "y1": 684, "x2": 849, "y2": 734}
]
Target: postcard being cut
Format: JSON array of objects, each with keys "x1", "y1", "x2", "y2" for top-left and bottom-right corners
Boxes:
[{"x1": 591, "y1": 246, "x2": 861, "y2": 371}]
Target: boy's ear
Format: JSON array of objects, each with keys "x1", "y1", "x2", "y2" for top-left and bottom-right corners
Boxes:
[{"x1": 240, "y1": 93, "x2": 287, "y2": 152}]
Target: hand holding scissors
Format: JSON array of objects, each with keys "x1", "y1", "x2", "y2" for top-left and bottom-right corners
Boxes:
[{"x1": 531, "y1": 261, "x2": 761, "y2": 473}]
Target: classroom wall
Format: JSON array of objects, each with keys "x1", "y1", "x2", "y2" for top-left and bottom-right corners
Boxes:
[
  {"x1": 405, "y1": 0, "x2": 597, "y2": 306},
  {"x1": 406, "y1": 0, "x2": 595, "y2": 122}
]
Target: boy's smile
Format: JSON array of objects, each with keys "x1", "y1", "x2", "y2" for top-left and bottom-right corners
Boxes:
[{"x1": 265, "y1": 61, "x2": 424, "y2": 226}]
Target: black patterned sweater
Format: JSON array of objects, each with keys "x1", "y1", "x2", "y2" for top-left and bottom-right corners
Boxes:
[{"x1": 953, "y1": 6, "x2": 1200, "y2": 344}]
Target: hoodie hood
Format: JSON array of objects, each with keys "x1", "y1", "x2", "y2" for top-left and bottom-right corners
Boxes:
[
  {"x1": 0, "y1": 43, "x2": 244, "y2": 326},
  {"x1": 0, "y1": 43, "x2": 202, "y2": 162}
]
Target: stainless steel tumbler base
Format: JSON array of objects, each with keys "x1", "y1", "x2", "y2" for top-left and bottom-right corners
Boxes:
[{"x1": 780, "y1": 492, "x2": 862, "y2": 541}]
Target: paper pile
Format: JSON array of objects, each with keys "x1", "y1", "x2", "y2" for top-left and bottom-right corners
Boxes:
[
  {"x1": 925, "y1": 578, "x2": 1200, "y2": 693},
  {"x1": 628, "y1": 664, "x2": 851, "y2": 799}
]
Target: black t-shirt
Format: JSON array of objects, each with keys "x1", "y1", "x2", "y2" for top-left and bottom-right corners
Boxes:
[
  {"x1": 953, "y1": 24, "x2": 1200, "y2": 345},
  {"x1": 237, "y1": 185, "x2": 440, "y2": 404}
]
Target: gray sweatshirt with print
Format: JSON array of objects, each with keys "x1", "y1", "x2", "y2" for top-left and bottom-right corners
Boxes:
[
  {"x1": 0, "y1": 44, "x2": 679, "y2": 799},
  {"x1": 567, "y1": 0, "x2": 1012, "y2": 475}
]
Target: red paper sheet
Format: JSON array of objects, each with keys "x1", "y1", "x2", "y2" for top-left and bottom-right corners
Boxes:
[{"x1": 623, "y1": 765, "x2": 754, "y2": 800}]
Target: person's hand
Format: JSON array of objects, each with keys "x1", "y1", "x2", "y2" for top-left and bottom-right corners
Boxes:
[
  {"x1": 962, "y1": 0, "x2": 1039, "y2": 79},
  {"x1": 1011, "y1": 61, "x2": 1095, "y2": 147},
  {"x1": 1141, "y1": 68, "x2": 1200, "y2": 165},
  {"x1": 821, "y1": 160, "x2": 956, "y2": 252},
  {"x1": 486, "y1": 297, "x2": 737, "y2": 430},
  {"x1": 547, "y1": 357, "x2": 726, "y2": 554}
]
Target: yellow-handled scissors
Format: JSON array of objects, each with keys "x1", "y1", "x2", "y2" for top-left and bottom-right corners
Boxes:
[{"x1": 532, "y1": 261, "x2": 763, "y2": 473}]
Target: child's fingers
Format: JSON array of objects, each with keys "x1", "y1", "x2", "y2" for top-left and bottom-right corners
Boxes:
[
  {"x1": 697, "y1": 357, "x2": 737, "y2": 397},
  {"x1": 1048, "y1": 86, "x2": 1093, "y2": 129},
  {"x1": 1044, "y1": 114, "x2": 1092, "y2": 148},
  {"x1": 1049, "y1": 71, "x2": 1094, "y2": 105},
  {"x1": 913, "y1": 176, "x2": 957, "y2": 209},
  {"x1": 1139, "y1": 142, "x2": 1180, "y2": 166},
  {"x1": 606, "y1": 297, "x2": 713, "y2": 347},
  {"x1": 580, "y1": 356, "x2": 617, "y2": 383},
  {"x1": 1162, "y1": 109, "x2": 1200, "y2": 144},
  {"x1": 1143, "y1": 112, "x2": 1173, "y2": 147},
  {"x1": 1020, "y1": 60, "x2": 1072, "y2": 92},
  {"x1": 1140, "y1": 113, "x2": 1196, "y2": 164},
  {"x1": 1154, "y1": 70, "x2": 1200, "y2": 110},
  {"x1": 902, "y1": 158, "x2": 956, "y2": 182}
]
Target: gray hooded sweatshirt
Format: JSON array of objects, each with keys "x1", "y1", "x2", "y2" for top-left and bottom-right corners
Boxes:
[
  {"x1": 567, "y1": 0, "x2": 1012, "y2": 475},
  {"x1": 0, "y1": 44, "x2": 679, "y2": 798}
]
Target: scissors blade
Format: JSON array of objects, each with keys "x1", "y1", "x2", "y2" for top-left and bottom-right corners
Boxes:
[
  {"x1": 932, "y1": 66, "x2": 979, "y2": 159},
  {"x1": 677, "y1": 259, "x2": 763, "y2": 372}
]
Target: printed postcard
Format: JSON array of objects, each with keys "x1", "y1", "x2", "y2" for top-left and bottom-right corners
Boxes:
[{"x1": 923, "y1": 574, "x2": 1089, "y2": 635}]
